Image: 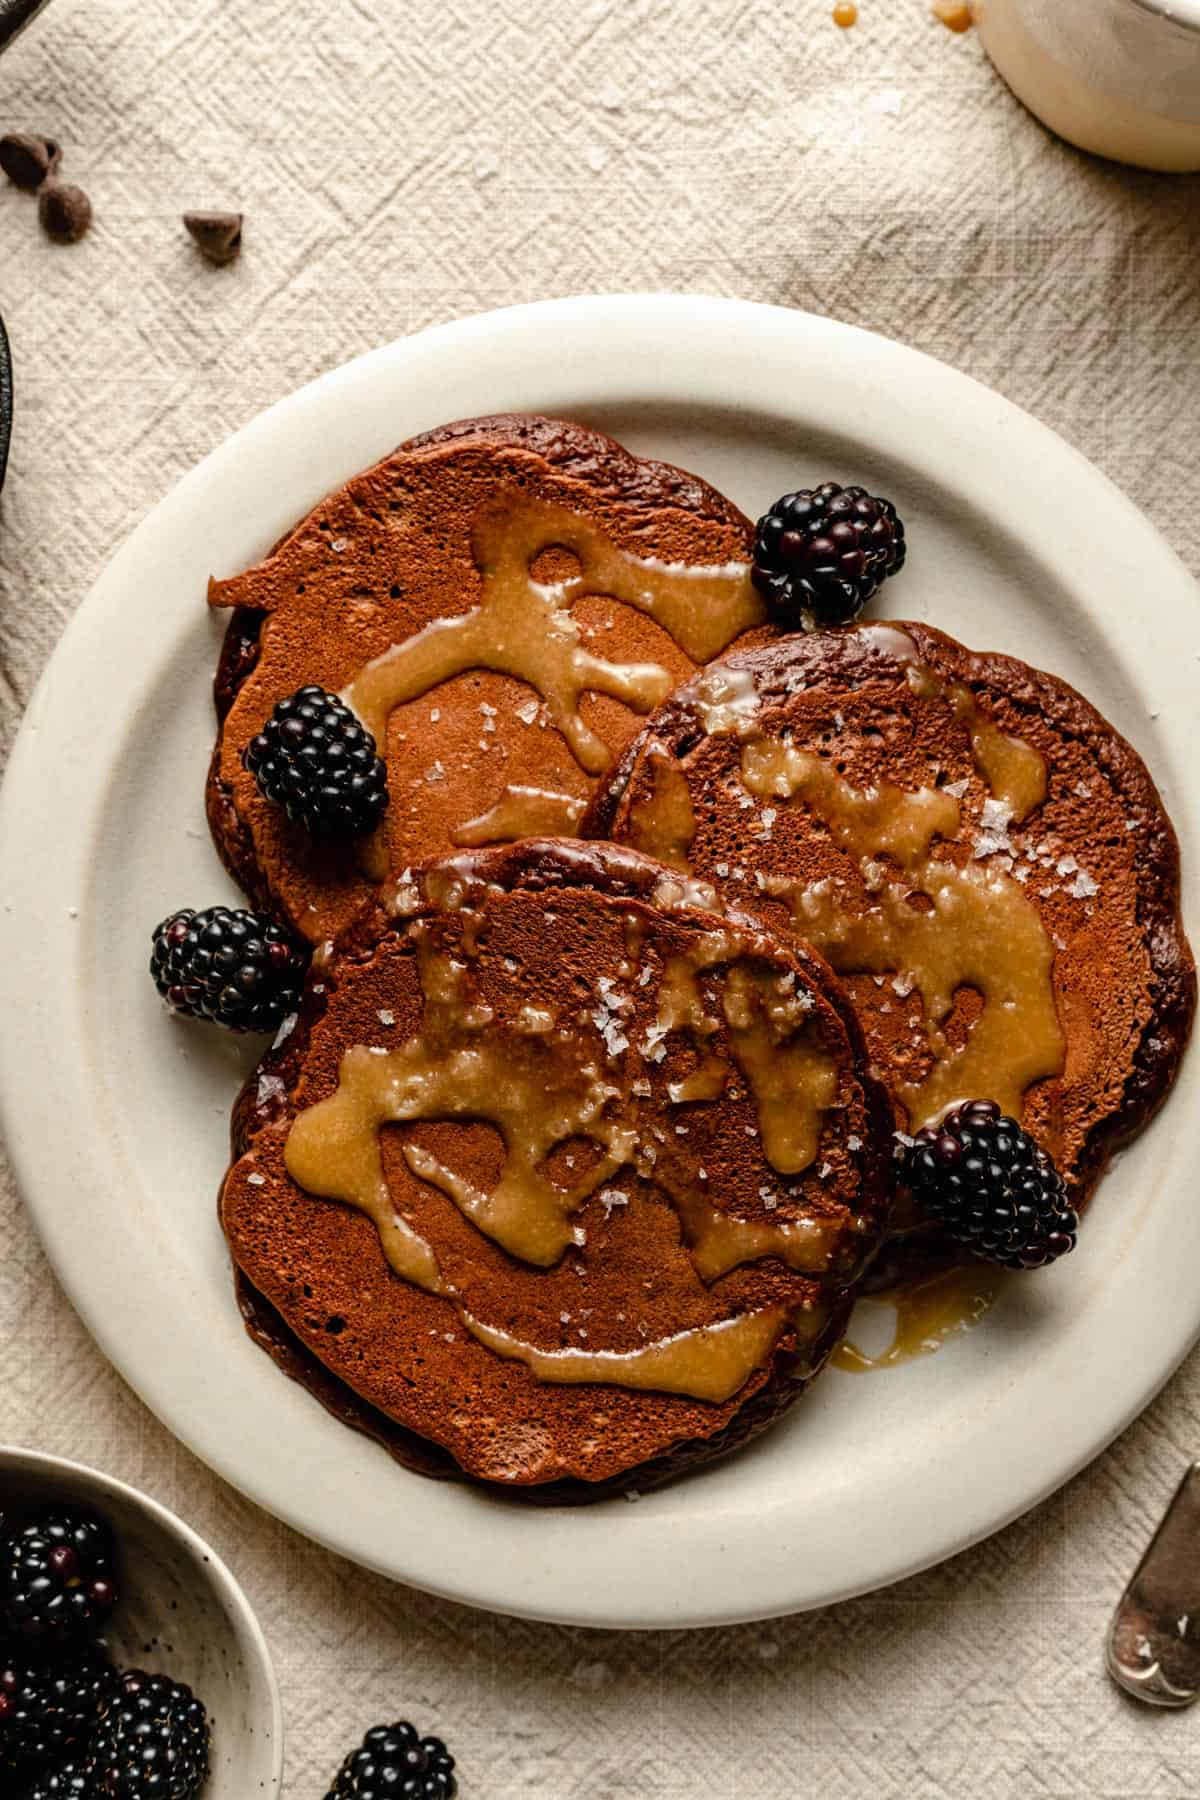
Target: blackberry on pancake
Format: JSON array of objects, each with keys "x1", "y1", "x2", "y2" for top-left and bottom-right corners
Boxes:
[
  {"x1": 244, "y1": 684, "x2": 388, "y2": 841},
  {"x1": 207, "y1": 415, "x2": 772, "y2": 945},
  {"x1": 588, "y1": 621, "x2": 1194, "y2": 1229},
  {"x1": 903, "y1": 1101, "x2": 1078, "y2": 1269},
  {"x1": 219, "y1": 839, "x2": 894, "y2": 1493}
]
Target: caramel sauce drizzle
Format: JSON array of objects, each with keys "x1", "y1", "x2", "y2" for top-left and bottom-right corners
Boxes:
[
  {"x1": 741, "y1": 740, "x2": 959, "y2": 872},
  {"x1": 654, "y1": 931, "x2": 737, "y2": 1036},
  {"x1": 674, "y1": 1190, "x2": 836, "y2": 1283},
  {"x1": 643, "y1": 941, "x2": 844, "y2": 1277},
  {"x1": 693, "y1": 663, "x2": 761, "y2": 736},
  {"x1": 650, "y1": 871, "x2": 723, "y2": 914},
  {"x1": 286, "y1": 934, "x2": 634, "y2": 1271},
  {"x1": 450, "y1": 784, "x2": 585, "y2": 848},
  {"x1": 625, "y1": 743, "x2": 697, "y2": 873},
  {"x1": 283, "y1": 914, "x2": 850, "y2": 1401},
  {"x1": 667, "y1": 1053, "x2": 728, "y2": 1105},
  {"x1": 739, "y1": 630, "x2": 1064, "y2": 1130},
  {"x1": 905, "y1": 664, "x2": 1046, "y2": 819},
  {"x1": 769, "y1": 862, "x2": 1062, "y2": 1125},
  {"x1": 833, "y1": 1264, "x2": 999, "y2": 1372},
  {"x1": 720, "y1": 964, "x2": 840, "y2": 1173},
  {"x1": 342, "y1": 498, "x2": 762, "y2": 778},
  {"x1": 463, "y1": 1306, "x2": 793, "y2": 1405},
  {"x1": 648, "y1": 937, "x2": 841, "y2": 1172}
]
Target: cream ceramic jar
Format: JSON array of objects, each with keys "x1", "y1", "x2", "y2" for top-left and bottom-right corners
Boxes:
[{"x1": 974, "y1": 0, "x2": 1200, "y2": 171}]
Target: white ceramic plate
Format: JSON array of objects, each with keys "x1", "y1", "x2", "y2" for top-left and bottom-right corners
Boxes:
[{"x1": 1, "y1": 295, "x2": 1196, "y2": 1630}]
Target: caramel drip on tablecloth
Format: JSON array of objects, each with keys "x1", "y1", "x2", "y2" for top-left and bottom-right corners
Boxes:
[
  {"x1": 740, "y1": 639, "x2": 1064, "y2": 1130},
  {"x1": 450, "y1": 784, "x2": 585, "y2": 848},
  {"x1": 931, "y1": 0, "x2": 972, "y2": 33},
  {"x1": 284, "y1": 915, "x2": 855, "y2": 1399},
  {"x1": 626, "y1": 743, "x2": 696, "y2": 872},
  {"x1": 342, "y1": 497, "x2": 761, "y2": 777},
  {"x1": 833, "y1": 1264, "x2": 998, "y2": 1372}
]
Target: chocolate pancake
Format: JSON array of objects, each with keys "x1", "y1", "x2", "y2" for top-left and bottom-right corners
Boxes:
[
  {"x1": 219, "y1": 839, "x2": 894, "y2": 1491},
  {"x1": 207, "y1": 414, "x2": 770, "y2": 944},
  {"x1": 588, "y1": 622, "x2": 1195, "y2": 1220}
]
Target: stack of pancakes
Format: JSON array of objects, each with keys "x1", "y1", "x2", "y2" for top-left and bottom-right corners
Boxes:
[{"x1": 209, "y1": 415, "x2": 1194, "y2": 1494}]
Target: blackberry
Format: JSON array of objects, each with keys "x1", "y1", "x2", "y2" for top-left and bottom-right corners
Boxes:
[
  {"x1": 2, "y1": 1514, "x2": 118, "y2": 1644},
  {"x1": 902, "y1": 1100, "x2": 1078, "y2": 1269},
  {"x1": 245, "y1": 685, "x2": 388, "y2": 840},
  {"x1": 90, "y1": 1670, "x2": 209, "y2": 1800},
  {"x1": 325, "y1": 1721, "x2": 457, "y2": 1800},
  {"x1": 0, "y1": 1646, "x2": 114, "y2": 1775},
  {"x1": 150, "y1": 905, "x2": 306, "y2": 1034},
  {"x1": 23, "y1": 1757, "x2": 101, "y2": 1799},
  {"x1": 752, "y1": 481, "x2": 906, "y2": 626}
]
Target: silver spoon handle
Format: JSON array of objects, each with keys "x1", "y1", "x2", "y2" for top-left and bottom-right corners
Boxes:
[
  {"x1": 0, "y1": 0, "x2": 53, "y2": 56},
  {"x1": 1108, "y1": 1463, "x2": 1200, "y2": 1707},
  {"x1": 0, "y1": 312, "x2": 9, "y2": 497}
]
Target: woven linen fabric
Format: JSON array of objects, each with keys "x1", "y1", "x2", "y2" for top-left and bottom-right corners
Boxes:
[{"x1": 1, "y1": 2, "x2": 1198, "y2": 1794}]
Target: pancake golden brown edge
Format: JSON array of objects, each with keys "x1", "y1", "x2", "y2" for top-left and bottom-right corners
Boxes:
[
  {"x1": 219, "y1": 840, "x2": 895, "y2": 1494},
  {"x1": 587, "y1": 621, "x2": 1195, "y2": 1271},
  {"x1": 206, "y1": 412, "x2": 772, "y2": 945}
]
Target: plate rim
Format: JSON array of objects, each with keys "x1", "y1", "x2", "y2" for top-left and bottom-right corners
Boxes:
[{"x1": 1, "y1": 292, "x2": 1197, "y2": 1629}]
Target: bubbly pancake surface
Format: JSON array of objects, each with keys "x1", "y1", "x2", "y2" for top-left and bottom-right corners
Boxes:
[
  {"x1": 589, "y1": 622, "x2": 1195, "y2": 1209},
  {"x1": 220, "y1": 840, "x2": 894, "y2": 1490},
  {"x1": 207, "y1": 414, "x2": 768, "y2": 944}
]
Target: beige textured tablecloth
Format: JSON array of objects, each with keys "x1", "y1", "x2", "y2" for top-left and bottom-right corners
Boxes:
[{"x1": 1, "y1": 2, "x2": 1199, "y2": 1794}]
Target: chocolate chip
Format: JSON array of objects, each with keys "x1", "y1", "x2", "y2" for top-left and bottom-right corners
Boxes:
[
  {"x1": 38, "y1": 180, "x2": 92, "y2": 244},
  {"x1": 183, "y1": 210, "x2": 243, "y2": 265},
  {"x1": 0, "y1": 131, "x2": 61, "y2": 190}
]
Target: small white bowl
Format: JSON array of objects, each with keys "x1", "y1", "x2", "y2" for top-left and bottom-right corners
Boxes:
[
  {"x1": 0, "y1": 1447, "x2": 283, "y2": 1798},
  {"x1": 975, "y1": 0, "x2": 1200, "y2": 171}
]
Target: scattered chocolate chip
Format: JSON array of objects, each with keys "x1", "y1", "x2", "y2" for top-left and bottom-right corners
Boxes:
[
  {"x1": 183, "y1": 210, "x2": 243, "y2": 265},
  {"x1": 38, "y1": 180, "x2": 92, "y2": 244},
  {"x1": 0, "y1": 131, "x2": 61, "y2": 190}
]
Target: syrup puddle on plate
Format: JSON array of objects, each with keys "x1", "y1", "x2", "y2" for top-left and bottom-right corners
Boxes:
[{"x1": 833, "y1": 1263, "x2": 1000, "y2": 1372}]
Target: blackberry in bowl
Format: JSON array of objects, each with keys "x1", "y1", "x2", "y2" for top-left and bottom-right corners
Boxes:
[{"x1": 0, "y1": 1448, "x2": 282, "y2": 1799}]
